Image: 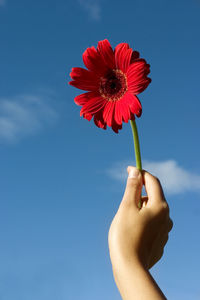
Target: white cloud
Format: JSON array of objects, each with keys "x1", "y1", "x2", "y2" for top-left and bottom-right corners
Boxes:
[
  {"x1": 0, "y1": 0, "x2": 5, "y2": 6},
  {"x1": 107, "y1": 160, "x2": 200, "y2": 195},
  {"x1": 78, "y1": 0, "x2": 101, "y2": 21},
  {"x1": 0, "y1": 94, "x2": 58, "y2": 143}
]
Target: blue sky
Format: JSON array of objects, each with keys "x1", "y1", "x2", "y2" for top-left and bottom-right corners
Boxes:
[{"x1": 0, "y1": 0, "x2": 200, "y2": 299}]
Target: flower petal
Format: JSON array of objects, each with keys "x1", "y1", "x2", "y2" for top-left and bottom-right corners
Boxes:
[
  {"x1": 130, "y1": 51, "x2": 140, "y2": 63},
  {"x1": 94, "y1": 110, "x2": 107, "y2": 130},
  {"x1": 103, "y1": 101, "x2": 115, "y2": 127},
  {"x1": 83, "y1": 113, "x2": 93, "y2": 121},
  {"x1": 97, "y1": 39, "x2": 115, "y2": 69},
  {"x1": 120, "y1": 96, "x2": 131, "y2": 123},
  {"x1": 82, "y1": 46, "x2": 109, "y2": 76},
  {"x1": 102, "y1": 101, "x2": 112, "y2": 125},
  {"x1": 130, "y1": 112, "x2": 136, "y2": 121},
  {"x1": 69, "y1": 67, "x2": 100, "y2": 91},
  {"x1": 74, "y1": 91, "x2": 99, "y2": 106},
  {"x1": 101, "y1": 101, "x2": 123, "y2": 132},
  {"x1": 115, "y1": 43, "x2": 133, "y2": 73},
  {"x1": 80, "y1": 95, "x2": 107, "y2": 116},
  {"x1": 127, "y1": 60, "x2": 151, "y2": 94},
  {"x1": 114, "y1": 100, "x2": 123, "y2": 125},
  {"x1": 113, "y1": 96, "x2": 130, "y2": 124},
  {"x1": 112, "y1": 121, "x2": 122, "y2": 133},
  {"x1": 69, "y1": 80, "x2": 99, "y2": 91},
  {"x1": 123, "y1": 93, "x2": 142, "y2": 117},
  {"x1": 70, "y1": 67, "x2": 99, "y2": 81}
]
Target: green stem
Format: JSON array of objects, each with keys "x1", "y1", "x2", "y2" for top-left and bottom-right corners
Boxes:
[
  {"x1": 130, "y1": 119, "x2": 142, "y2": 209},
  {"x1": 130, "y1": 119, "x2": 142, "y2": 171}
]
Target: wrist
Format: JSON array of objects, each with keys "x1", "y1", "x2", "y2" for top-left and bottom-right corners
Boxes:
[
  {"x1": 112, "y1": 258, "x2": 166, "y2": 300},
  {"x1": 112, "y1": 259, "x2": 149, "y2": 299},
  {"x1": 110, "y1": 249, "x2": 149, "y2": 275},
  {"x1": 111, "y1": 253, "x2": 148, "y2": 282}
]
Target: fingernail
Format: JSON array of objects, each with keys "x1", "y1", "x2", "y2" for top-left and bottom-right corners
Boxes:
[
  {"x1": 142, "y1": 201, "x2": 147, "y2": 208},
  {"x1": 128, "y1": 167, "x2": 140, "y2": 178}
]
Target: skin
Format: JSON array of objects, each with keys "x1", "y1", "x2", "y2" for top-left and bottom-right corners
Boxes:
[{"x1": 108, "y1": 166, "x2": 173, "y2": 300}]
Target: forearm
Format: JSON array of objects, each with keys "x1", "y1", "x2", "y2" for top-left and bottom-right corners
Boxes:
[{"x1": 113, "y1": 259, "x2": 167, "y2": 300}]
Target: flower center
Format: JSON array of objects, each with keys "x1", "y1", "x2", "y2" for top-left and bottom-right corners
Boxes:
[{"x1": 99, "y1": 69, "x2": 127, "y2": 101}]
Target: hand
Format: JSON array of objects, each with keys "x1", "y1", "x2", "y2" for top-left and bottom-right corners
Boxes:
[{"x1": 108, "y1": 166, "x2": 173, "y2": 274}]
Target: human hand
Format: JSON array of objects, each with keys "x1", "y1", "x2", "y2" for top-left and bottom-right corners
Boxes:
[{"x1": 108, "y1": 166, "x2": 173, "y2": 274}]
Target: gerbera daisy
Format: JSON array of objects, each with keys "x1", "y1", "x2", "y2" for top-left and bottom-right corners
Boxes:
[{"x1": 69, "y1": 39, "x2": 151, "y2": 133}]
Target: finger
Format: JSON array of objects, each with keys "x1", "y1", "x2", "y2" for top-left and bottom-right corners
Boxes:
[
  {"x1": 160, "y1": 233, "x2": 169, "y2": 249},
  {"x1": 160, "y1": 218, "x2": 173, "y2": 235},
  {"x1": 148, "y1": 233, "x2": 168, "y2": 269},
  {"x1": 148, "y1": 248, "x2": 164, "y2": 269},
  {"x1": 121, "y1": 166, "x2": 143, "y2": 209},
  {"x1": 142, "y1": 170, "x2": 166, "y2": 207},
  {"x1": 167, "y1": 218, "x2": 173, "y2": 233},
  {"x1": 141, "y1": 196, "x2": 148, "y2": 208}
]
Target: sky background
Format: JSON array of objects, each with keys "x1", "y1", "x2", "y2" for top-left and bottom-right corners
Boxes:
[{"x1": 0, "y1": 0, "x2": 200, "y2": 299}]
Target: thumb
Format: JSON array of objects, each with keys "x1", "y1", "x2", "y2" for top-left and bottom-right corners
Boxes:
[{"x1": 122, "y1": 166, "x2": 143, "y2": 209}]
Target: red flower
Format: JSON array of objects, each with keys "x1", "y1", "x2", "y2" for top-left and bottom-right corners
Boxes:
[{"x1": 69, "y1": 39, "x2": 151, "y2": 133}]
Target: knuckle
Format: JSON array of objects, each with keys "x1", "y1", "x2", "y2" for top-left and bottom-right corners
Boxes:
[
  {"x1": 162, "y1": 233, "x2": 169, "y2": 246},
  {"x1": 127, "y1": 178, "x2": 142, "y2": 190},
  {"x1": 128, "y1": 179, "x2": 138, "y2": 188},
  {"x1": 153, "y1": 176, "x2": 166, "y2": 198},
  {"x1": 157, "y1": 248, "x2": 164, "y2": 261},
  {"x1": 163, "y1": 201, "x2": 169, "y2": 213},
  {"x1": 154, "y1": 201, "x2": 169, "y2": 218},
  {"x1": 160, "y1": 201, "x2": 168, "y2": 212},
  {"x1": 155, "y1": 176, "x2": 160, "y2": 183},
  {"x1": 154, "y1": 176, "x2": 161, "y2": 186},
  {"x1": 168, "y1": 218, "x2": 173, "y2": 232}
]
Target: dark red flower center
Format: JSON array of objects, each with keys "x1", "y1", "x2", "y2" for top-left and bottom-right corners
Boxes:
[{"x1": 99, "y1": 69, "x2": 127, "y2": 101}]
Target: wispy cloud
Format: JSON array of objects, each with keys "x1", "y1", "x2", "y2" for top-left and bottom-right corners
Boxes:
[
  {"x1": 0, "y1": 0, "x2": 5, "y2": 6},
  {"x1": 106, "y1": 160, "x2": 200, "y2": 195},
  {"x1": 78, "y1": 0, "x2": 101, "y2": 21},
  {"x1": 0, "y1": 94, "x2": 58, "y2": 143}
]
